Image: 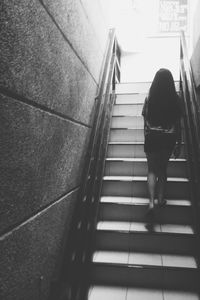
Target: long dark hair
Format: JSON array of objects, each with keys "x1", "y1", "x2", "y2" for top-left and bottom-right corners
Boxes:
[{"x1": 147, "y1": 68, "x2": 181, "y2": 127}]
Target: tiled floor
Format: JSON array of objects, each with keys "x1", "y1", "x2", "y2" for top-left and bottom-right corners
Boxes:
[
  {"x1": 130, "y1": 222, "x2": 161, "y2": 232},
  {"x1": 92, "y1": 250, "x2": 197, "y2": 269},
  {"x1": 88, "y1": 286, "x2": 200, "y2": 300},
  {"x1": 163, "y1": 290, "x2": 200, "y2": 300},
  {"x1": 162, "y1": 254, "x2": 197, "y2": 268},
  {"x1": 93, "y1": 251, "x2": 129, "y2": 264},
  {"x1": 128, "y1": 252, "x2": 162, "y2": 266},
  {"x1": 97, "y1": 221, "x2": 194, "y2": 235},
  {"x1": 126, "y1": 288, "x2": 163, "y2": 300},
  {"x1": 97, "y1": 221, "x2": 130, "y2": 231},
  {"x1": 88, "y1": 285, "x2": 127, "y2": 300},
  {"x1": 100, "y1": 197, "x2": 191, "y2": 206},
  {"x1": 160, "y1": 224, "x2": 194, "y2": 234}
]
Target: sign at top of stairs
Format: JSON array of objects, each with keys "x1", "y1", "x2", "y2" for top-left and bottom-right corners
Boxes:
[{"x1": 88, "y1": 82, "x2": 200, "y2": 300}]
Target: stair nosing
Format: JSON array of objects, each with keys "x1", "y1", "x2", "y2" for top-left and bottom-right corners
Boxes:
[
  {"x1": 103, "y1": 176, "x2": 189, "y2": 182},
  {"x1": 114, "y1": 103, "x2": 144, "y2": 105},
  {"x1": 105, "y1": 158, "x2": 186, "y2": 162},
  {"x1": 111, "y1": 116, "x2": 143, "y2": 118},
  {"x1": 96, "y1": 228, "x2": 196, "y2": 237},
  {"x1": 114, "y1": 103, "x2": 144, "y2": 106},
  {"x1": 100, "y1": 197, "x2": 191, "y2": 206},
  {"x1": 108, "y1": 141, "x2": 185, "y2": 145},
  {"x1": 91, "y1": 261, "x2": 198, "y2": 271},
  {"x1": 116, "y1": 92, "x2": 145, "y2": 95},
  {"x1": 108, "y1": 141, "x2": 144, "y2": 145},
  {"x1": 110, "y1": 123, "x2": 144, "y2": 126},
  {"x1": 99, "y1": 201, "x2": 191, "y2": 208}
]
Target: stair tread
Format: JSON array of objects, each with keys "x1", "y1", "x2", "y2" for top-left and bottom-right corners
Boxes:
[
  {"x1": 114, "y1": 103, "x2": 144, "y2": 105},
  {"x1": 109, "y1": 141, "x2": 145, "y2": 145},
  {"x1": 106, "y1": 158, "x2": 186, "y2": 162},
  {"x1": 88, "y1": 285, "x2": 127, "y2": 300},
  {"x1": 100, "y1": 196, "x2": 191, "y2": 206},
  {"x1": 88, "y1": 285, "x2": 200, "y2": 300},
  {"x1": 93, "y1": 251, "x2": 197, "y2": 268},
  {"x1": 110, "y1": 128, "x2": 144, "y2": 130},
  {"x1": 115, "y1": 101, "x2": 145, "y2": 105},
  {"x1": 97, "y1": 221, "x2": 194, "y2": 234},
  {"x1": 92, "y1": 261, "x2": 198, "y2": 272},
  {"x1": 112, "y1": 115, "x2": 143, "y2": 117},
  {"x1": 115, "y1": 82, "x2": 180, "y2": 94},
  {"x1": 108, "y1": 141, "x2": 185, "y2": 145},
  {"x1": 111, "y1": 127, "x2": 144, "y2": 129},
  {"x1": 116, "y1": 92, "x2": 148, "y2": 98},
  {"x1": 103, "y1": 176, "x2": 189, "y2": 182}
]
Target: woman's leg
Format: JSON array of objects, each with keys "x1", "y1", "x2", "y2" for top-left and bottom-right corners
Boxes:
[
  {"x1": 146, "y1": 153, "x2": 157, "y2": 209},
  {"x1": 157, "y1": 151, "x2": 171, "y2": 205},
  {"x1": 147, "y1": 171, "x2": 157, "y2": 209}
]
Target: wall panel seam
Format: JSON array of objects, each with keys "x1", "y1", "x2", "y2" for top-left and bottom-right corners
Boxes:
[
  {"x1": 38, "y1": 0, "x2": 99, "y2": 86},
  {"x1": 0, "y1": 186, "x2": 80, "y2": 240},
  {"x1": 0, "y1": 87, "x2": 92, "y2": 128}
]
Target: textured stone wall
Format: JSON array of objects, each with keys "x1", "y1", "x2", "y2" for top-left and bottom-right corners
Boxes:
[{"x1": 0, "y1": 0, "x2": 108, "y2": 299}]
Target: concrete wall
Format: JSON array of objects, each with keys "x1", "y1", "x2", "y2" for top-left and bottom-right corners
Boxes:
[
  {"x1": 190, "y1": 1, "x2": 200, "y2": 88},
  {"x1": 0, "y1": 0, "x2": 108, "y2": 299}
]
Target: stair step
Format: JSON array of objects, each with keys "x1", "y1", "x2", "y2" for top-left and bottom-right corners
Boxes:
[
  {"x1": 90, "y1": 262, "x2": 199, "y2": 290},
  {"x1": 115, "y1": 81, "x2": 180, "y2": 94},
  {"x1": 95, "y1": 230, "x2": 197, "y2": 254},
  {"x1": 105, "y1": 158, "x2": 186, "y2": 162},
  {"x1": 103, "y1": 176, "x2": 189, "y2": 182},
  {"x1": 107, "y1": 142, "x2": 186, "y2": 158},
  {"x1": 105, "y1": 158, "x2": 187, "y2": 177},
  {"x1": 88, "y1": 285, "x2": 127, "y2": 300},
  {"x1": 162, "y1": 290, "x2": 200, "y2": 300},
  {"x1": 98, "y1": 201, "x2": 193, "y2": 224},
  {"x1": 93, "y1": 250, "x2": 129, "y2": 264},
  {"x1": 113, "y1": 104, "x2": 143, "y2": 116},
  {"x1": 97, "y1": 221, "x2": 194, "y2": 234},
  {"x1": 88, "y1": 285, "x2": 200, "y2": 300},
  {"x1": 92, "y1": 251, "x2": 197, "y2": 268},
  {"x1": 109, "y1": 129, "x2": 144, "y2": 142},
  {"x1": 111, "y1": 115, "x2": 184, "y2": 130},
  {"x1": 111, "y1": 116, "x2": 144, "y2": 129},
  {"x1": 116, "y1": 82, "x2": 152, "y2": 94},
  {"x1": 109, "y1": 129, "x2": 185, "y2": 143},
  {"x1": 100, "y1": 196, "x2": 191, "y2": 206},
  {"x1": 102, "y1": 176, "x2": 189, "y2": 198},
  {"x1": 116, "y1": 93, "x2": 147, "y2": 104}
]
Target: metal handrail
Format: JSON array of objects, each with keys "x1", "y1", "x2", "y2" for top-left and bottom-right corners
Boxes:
[
  {"x1": 180, "y1": 31, "x2": 200, "y2": 234},
  {"x1": 51, "y1": 29, "x2": 121, "y2": 300}
]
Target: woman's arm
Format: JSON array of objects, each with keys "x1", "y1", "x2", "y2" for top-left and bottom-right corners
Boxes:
[{"x1": 142, "y1": 97, "x2": 148, "y2": 135}]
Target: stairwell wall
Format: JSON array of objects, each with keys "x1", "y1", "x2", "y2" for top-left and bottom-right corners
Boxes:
[
  {"x1": 0, "y1": 0, "x2": 108, "y2": 299},
  {"x1": 190, "y1": 0, "x2": 200, "y2": 88}
]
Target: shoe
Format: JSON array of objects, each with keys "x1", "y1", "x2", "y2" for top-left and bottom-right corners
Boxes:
[
  {"x1": 145, "y1": 222, "x2": 154, "y2": 231},
  {"x1": 158, "y1": 199, "x2": 167, "y2": 207},
  {"x1": 146, "y1": 207, "x2": 154, "y2": 222}
]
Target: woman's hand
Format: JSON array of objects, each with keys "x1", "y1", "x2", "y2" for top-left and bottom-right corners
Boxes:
[{"x1": 173, "y1": 144, "x2": 181, "y2": 158}]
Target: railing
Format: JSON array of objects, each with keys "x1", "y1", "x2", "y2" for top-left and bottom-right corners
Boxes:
[
  {"x1": 180, "y1": 31, "x2": 200, "y2": 236},
  {"x1": 51, "y1": 29, "x2": 121, "y2": 300}
]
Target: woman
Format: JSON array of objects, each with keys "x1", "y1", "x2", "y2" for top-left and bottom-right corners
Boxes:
[{"x1": 142, "y1": 68, "x2": 182, "y2": 213}]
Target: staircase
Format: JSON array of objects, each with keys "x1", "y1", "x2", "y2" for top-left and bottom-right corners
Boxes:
[{"x1": 87, "y1": 82, "x2": 200, "y2": 300}]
